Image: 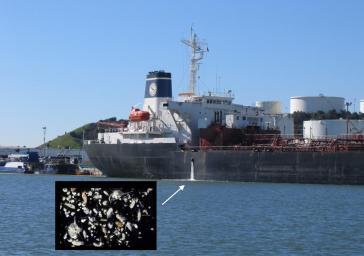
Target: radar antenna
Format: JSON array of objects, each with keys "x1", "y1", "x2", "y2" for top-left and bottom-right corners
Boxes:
[{"x1": 181, "y1": 27, "x2": 208, "y2": 96}]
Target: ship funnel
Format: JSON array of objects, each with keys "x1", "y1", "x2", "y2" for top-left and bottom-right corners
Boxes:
[
  {"x1": 143, "y1": 70, "x2": 172, "y2": 115},
  {"x1": 145, "y1": 71, "x2": 172, "y2": 99}
]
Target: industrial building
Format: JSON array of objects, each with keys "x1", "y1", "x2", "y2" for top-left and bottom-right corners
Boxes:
[
  {"x1": 290, "y1": 96, "x2": 345, "y2": 113},
  {"x1": 303, "y1": 119, "x2": 364, "y2": 139}
]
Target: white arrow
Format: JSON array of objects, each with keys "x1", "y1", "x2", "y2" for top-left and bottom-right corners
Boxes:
[{"x1": 162, "y1": 185, "x2": 185, "y2": 206}]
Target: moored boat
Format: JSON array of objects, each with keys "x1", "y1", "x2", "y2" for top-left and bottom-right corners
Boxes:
[{"x1": 0, "y1": 161, "x2": 29, "y2": 173}]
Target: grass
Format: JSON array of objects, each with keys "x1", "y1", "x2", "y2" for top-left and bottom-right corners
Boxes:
[{"x1": 43, "y1": 123, "x2": 97, "y2": 149}]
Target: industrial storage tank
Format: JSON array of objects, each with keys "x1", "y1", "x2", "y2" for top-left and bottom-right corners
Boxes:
[
  {"x1": 290, "y1": 96, "x2": 345, "y2": 113},
  {"x1": 256, "y1": 101, "x2": 282, "y2": 114},
  {"x1": 360, "y1": 100, "x2": 364, "y2": 113},
  {"x1": 303, "y1": 119, "x2": 364, "y2": 139}
]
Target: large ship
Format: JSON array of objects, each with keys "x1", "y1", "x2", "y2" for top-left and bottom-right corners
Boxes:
[{"x1": 85, "y1": 30, "x2": 364, "y2": 185}]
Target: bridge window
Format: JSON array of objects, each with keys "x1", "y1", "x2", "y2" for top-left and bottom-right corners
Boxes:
[{"x1": 214, "y1": 111, "x2": 223, "y2": 123}]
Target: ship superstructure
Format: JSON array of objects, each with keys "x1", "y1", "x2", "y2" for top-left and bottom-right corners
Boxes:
[{"x1": 96, "y1": 29, "x2": 293, "y2": 147}]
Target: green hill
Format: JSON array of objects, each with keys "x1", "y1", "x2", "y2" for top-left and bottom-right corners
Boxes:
[
  {"x1": 46, "y1": 123, "x2": 97, "y2": 149},
  {"x1": 44, "y1": 117, "x2": 127, "y2": 149}
]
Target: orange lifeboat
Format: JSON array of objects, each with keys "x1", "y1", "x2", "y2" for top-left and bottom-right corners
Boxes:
[{"x1": 129, "y1": 107, "x2": 150, "y2": 122}]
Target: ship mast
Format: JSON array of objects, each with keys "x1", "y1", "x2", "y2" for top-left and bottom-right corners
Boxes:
[{"x1": 181, "y1": 28, "x2": 208, "y2": 96}]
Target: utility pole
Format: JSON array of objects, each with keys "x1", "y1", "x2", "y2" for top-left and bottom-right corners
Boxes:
[
  {"x1": 82, "y1": 129, "x2": 85, "y2": 147},
  {"x1": 346, "y1": 102, "x2": 352, "y2": 136},
  {"x1": 80, "y1": 129, "x2": 85, "y2": 162},
  {"x1": 42, "y1": 126, "x2": 47, "y2": 157}
]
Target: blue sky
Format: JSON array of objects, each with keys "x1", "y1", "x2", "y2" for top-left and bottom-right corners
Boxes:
[{"x1": 1, "y1": 0, "x2": 364, "y2": 147}]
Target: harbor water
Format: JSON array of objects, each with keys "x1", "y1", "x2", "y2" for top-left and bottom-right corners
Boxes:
[{"x1": 0, "y1": 174, "x2": 364, "y2": 255}]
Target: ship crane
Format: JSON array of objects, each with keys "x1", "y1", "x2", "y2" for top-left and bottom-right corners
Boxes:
[{"x1": 181, "y1": 27, "x2": 209, "y2": 96}]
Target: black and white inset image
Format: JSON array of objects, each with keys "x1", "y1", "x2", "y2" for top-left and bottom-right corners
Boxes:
[{"x1": 55, "y1": 181, "x2": 156, "y2": 250}]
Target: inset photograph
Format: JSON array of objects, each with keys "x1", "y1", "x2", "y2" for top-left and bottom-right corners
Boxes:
[{"x1": 55, "y1": 181, "x2": 156, "y2": 250}]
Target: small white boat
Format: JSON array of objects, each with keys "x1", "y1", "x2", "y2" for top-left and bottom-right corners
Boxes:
[{"x1": 0, "y1": 161, "x2": 28, "y2": 173}]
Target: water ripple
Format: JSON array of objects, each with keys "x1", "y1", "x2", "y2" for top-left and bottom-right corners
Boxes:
[{"x1": 0, "y1": 175, "x2": 364, "y2": 255}]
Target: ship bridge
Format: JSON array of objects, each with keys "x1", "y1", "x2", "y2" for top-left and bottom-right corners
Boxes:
[{"x1": 181, "y1": 91, "x2": 235, "y2": 105}]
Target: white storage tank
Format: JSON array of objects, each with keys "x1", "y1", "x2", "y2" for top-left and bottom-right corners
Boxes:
[
  {"x1": 256, "y1": 101, "x2": 282, "y2": 114},
  {"x1": 360, "y1": 100, "x2": 364, "y2": 113},
  {"x1": 290, "y1": 96, "x2": 345, "y2": 113},
  {"x1": 303, "y1": 119, "x2": 364, "y2": 139}
]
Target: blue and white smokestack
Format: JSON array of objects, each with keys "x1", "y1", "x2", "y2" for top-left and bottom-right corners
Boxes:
[{"x1": 143, "y1": 71, "x2": 172, "y2": 115}]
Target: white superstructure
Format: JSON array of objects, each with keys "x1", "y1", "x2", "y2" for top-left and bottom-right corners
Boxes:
[
  {"x1": 93, "y1": 29, "x2": 294, "y2": 146},
  {"x1": 360, "y1": 100, "x2": 364, "y2": 114},
  {"x1": 290, "y1": 96, "x2": 345, "y2": 113}
]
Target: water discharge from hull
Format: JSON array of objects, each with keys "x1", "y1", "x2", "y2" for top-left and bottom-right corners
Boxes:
[{"x1": 190, "y1": 158, "x2": 195, "y2": 181}]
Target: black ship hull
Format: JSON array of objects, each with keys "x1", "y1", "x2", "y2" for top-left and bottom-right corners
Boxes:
[{"x1": 85, "y1": 143, "x2": 364, "y2": 185}]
